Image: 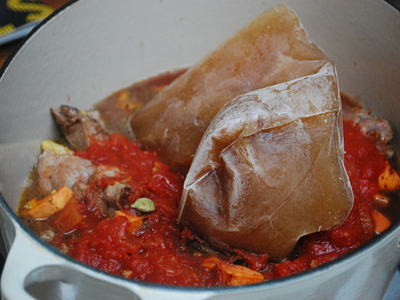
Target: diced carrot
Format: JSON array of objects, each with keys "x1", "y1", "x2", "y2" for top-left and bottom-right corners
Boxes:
[
  {"x1": 121, "y1": 270, "x2": 133, "y2": 278},
  {"x1": 114, "y1": 210, "x2": 143, "y2": 234},
  {"x1": 378, "y1": 162, "x2": 400, "y2": 191},
  {"x1": 24, "y1": 186, "x2": 73, "y2": 219},
  {"x1": 201, "y1": 256, "x2": 222, "y2": 271},
  {"x1": 219, "y1": 263, "x2": 264, "y2": 286},
  {"x1": 372, "y1": 210, "x2": 391, "y2": 234},
  {"x1": 51, "y1": 197, "x2": 83, "y2": 233},
  {"x1": 373, "y1": 193, "x2": 390, "y2": 208},
  {"x1": 201, "y1": 256, "x2": 265, "y2": 285},
  {"x1": 50, "y1": 186, "x2": 74, "y2": 208},
  {"x1": 23, "y1": 198, "x2": 39, "y2": 210}
]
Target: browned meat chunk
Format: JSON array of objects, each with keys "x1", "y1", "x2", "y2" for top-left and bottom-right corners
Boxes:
[
  {"x1": 72, "y1": 181, "x2": 90, "y2": 200},
  {"x1": 51, "y1": 105, "x2": 108, "y2": 151},
  {"x1": 37, "y1": 150, "x2": 95, "y2": 194},
  {"x1": 104, "y1": 183, "x2": 132, "y2": 210},
  {"x1": 343, "y1": 106, "x2": 393, "y2": 157},
  {"x1": 92, "y1": 166, "x2": 133, "y2": 216}
]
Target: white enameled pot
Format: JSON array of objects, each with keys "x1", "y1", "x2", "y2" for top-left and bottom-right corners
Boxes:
[{"x1": 1, "y1": 0, "x2": 400, "y2": 299}]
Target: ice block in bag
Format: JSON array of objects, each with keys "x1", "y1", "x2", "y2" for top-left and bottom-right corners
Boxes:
[
  {"x1": 131, "y1": 5, "x2": 330, "y2": 174},
  {"x1": 178, "y1": 62, "x2": 354, "y2": 262}
]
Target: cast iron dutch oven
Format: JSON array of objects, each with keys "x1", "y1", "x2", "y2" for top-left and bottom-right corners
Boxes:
[{"x1": 1, "y1": 0, "x2": 400, "y2": 299}]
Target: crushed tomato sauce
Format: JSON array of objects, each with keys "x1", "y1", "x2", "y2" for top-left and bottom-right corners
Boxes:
[{"x1": 21, "y1": 119, "x2": 392, "y2": 286}]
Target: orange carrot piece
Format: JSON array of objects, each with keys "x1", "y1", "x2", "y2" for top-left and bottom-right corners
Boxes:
[
  {"x1": 373, "y1": 193, "x2": 390, "y2": 208},
  {"x1": 219, "y1": 263, "x2": 264, "y2": 286},
  {"x1": 114, "y1": 210, "x2": 144, "y2": 234},
  {"x1": 23, "y1": 198, "x2": 39, "y2": 210},
  {"x1": 201, "y1": 256, "x2": 222, "y2": 271},
  {"x1": 372, "y1": 210, "x2": 391, "y2": 234},
  {"x1": 51, "y1": 197, "x2": 83, "y2": 233},
  {"x1": 24, "y1": 186, "x2": 73, "y2": 219},
  {"x1": 378, "y1": 162, "x2": 400, "y2": 191}
]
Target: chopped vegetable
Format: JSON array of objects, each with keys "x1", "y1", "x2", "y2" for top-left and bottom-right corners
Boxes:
[
  {"x1": 372, "y1": 210, "x2": 391, "y2": 234},
  {"x1": 41, "y1": 140, "x2": 74, "y2": 155},
  {"x1": 374, "y1": 193, "x2": 390, "y2": 208},
  {"x1": 201, "y1": 256, "x2": 222, "y2": 271},
  {"x1": 23, "y1": 198, "x2": 39, "y2": 210},
  {"x1": 114, "y1": 210, "x2": 144, "y2": 234},
  {"x1": 122, "y1": 270, "x2": 133, "y2": 278},
  {"x1": 131, "y1": 197, "x2": 155, "y2": 212},
  {"x1": 22, "y1": 186, "x2": 73, "y2": 219},
  {"x1": 219, "y1": 263, "x2": 264, "y2": 286},
  {"x1": 201, "y1": 256, "x2": 264, "y2": 286},
  {"x1": 378, "y1": 162, "x2": 400, "y2": 190},
  {"x1": 51, "y1": 197, "x2": 83, "y2": 233}
]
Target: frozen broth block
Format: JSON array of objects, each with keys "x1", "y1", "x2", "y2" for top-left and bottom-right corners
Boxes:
[
  {"x1": 178, "y1": 62, "x2": 354, "y2": 261},
  {"x1": 131, "y1": 5, "x2": 330, "y2": 174}
]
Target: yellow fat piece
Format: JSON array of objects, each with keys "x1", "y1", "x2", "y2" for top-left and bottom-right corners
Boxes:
[{"x1": 41, "y1": 140, "x2": 74, "y2": 155}]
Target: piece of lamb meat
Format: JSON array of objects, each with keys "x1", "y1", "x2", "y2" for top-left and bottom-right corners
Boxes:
[
  {"x1": 104, "y1": 183, "x2": 133, "y2": 210},
  {"x1": 343, "y1": 106, "x2": 394, "y2": 158},
  {"x1": 93, "y1": 165, "x2": 134, "y2": 214},
  {"x1": 50, "y1": 105, "x2": 108, "y2": 151},
  {"x1": 37, "y1": 149, "x2": 96, "y2": 194}
]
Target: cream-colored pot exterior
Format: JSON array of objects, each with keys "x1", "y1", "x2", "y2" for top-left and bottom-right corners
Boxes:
[{"x1": 1, "y1": 0, "x2": 400, "y2": 299}]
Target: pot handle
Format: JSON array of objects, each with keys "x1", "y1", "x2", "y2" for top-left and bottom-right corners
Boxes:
[
  {"x1": 1, "y1": 227, "x2": 63, "y2": 300},
  {"x1": 1, "y1": 227, "x2": 216, "y2": 300}
]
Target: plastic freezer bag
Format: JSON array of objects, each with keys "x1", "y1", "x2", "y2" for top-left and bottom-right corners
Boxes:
[{"x1": 178, "y1": 62, "x2": 354, "y2": 261}]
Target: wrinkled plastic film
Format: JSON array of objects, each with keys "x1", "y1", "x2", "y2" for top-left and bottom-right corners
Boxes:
[
  {"x1": 179, "y1": 62, "x2": 354, "y2": 261},
  {"x1": 131, "y1": 5, "x2": 330, "y2": 174}
]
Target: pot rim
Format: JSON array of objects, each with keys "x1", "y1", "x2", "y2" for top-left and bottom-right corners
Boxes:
[{"x1": 0, "y1": 0, "x2": 399, "y2": 293}]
